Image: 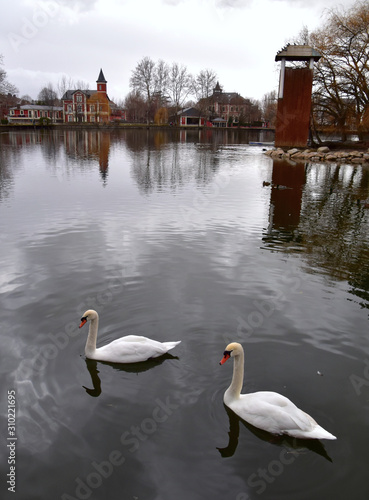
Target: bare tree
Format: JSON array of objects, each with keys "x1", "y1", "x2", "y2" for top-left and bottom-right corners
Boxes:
[
  {"x1": 37, "y1": 83, "x2": 58, "y2": 106},
  {"x1": 74, "y1": 80, "x2": 90, "y2": 91},
  {"x1": 310, "y1": 1, "x2": 369, "y2": 139},
  {"x1": 57, "y1": 75, "x2": 74, "y2": 98},
  {"x1": 0, "y1": 55, "x2": 18, "y2": 96},
  {"x1": 130, "y1": 56, "x2": 156, "y2": 102},
  {"x1": 193, "y1": 69, "x2": 217, "y2": 101},
  {"x1": 154, "y1": 59, "x2": 169, "y2": 106},
  {"x1": 20, "y1": 94, "x2": 32, "y2": 104},
  {"x1": 124, "y1": 90, "x2": 147, "y2": 122},
  {"x1": 167, "y1": 62, "x2": 192, "y2": 113},
  {"x1": 129, "y1": 56, "x2": 157, "y2": 122},
  {"x1": 261, "y1": 90, "x2": 277, "y2": 126}
]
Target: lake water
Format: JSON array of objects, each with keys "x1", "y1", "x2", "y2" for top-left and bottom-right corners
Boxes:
[{"x1": 1, "y1": 128, "x2": 369, "y2": 500}]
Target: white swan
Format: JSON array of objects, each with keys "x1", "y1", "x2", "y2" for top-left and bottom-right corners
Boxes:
[
  {"x1": 220, "y1": 342, "x2": 336, "y2": 440},
  {"x1": 79, "y1": 310, "x2": 181, "y2": 363}
]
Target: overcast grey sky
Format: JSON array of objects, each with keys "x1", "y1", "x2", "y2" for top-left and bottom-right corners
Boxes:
[{"x1": 0, "y1": 0, "x2": 357, "y2": 102}]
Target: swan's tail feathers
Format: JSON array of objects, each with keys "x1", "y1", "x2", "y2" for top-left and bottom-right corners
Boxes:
[
  {"x1": 163, "y1": 340, "x2": 181, "y2": 351},
  {"x1": 292, "y1": 425, "x2": 337, "y2": 440},
  {"x1": 313, "y1": 426, "x2": 337, "y2": 440}
]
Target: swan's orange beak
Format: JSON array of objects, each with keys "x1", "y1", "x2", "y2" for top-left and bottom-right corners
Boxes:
[
  {"x1": 219, "y1": 352, "x2": 231, "y2": 365},
  {"x1": 79, "y1": 318, "x2": 87, "y2": 328}
]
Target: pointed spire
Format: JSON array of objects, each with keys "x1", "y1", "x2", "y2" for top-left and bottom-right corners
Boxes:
[
  {"x1": 214, "y1": 81, "x2": 222, "y2": 93},
  {"x1": 97, "y1": 69, "x2": 107, "y2": 83}
]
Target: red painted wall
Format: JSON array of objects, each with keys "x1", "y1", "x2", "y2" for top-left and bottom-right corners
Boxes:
[{"x1": 275, "y1": 68, "x2": 313, "y2": 148}]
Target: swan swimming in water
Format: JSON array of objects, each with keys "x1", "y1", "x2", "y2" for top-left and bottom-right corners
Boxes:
[
  {"x1": 79, "y1": 309, "x2": 181, "y2": 363},
  {"x1": 220, "y1": 342, "x2": 336, "y2": 440}
]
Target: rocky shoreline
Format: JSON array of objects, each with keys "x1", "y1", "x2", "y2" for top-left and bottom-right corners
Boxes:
[{"x1": 264, "y1": 146, "x2": 369, "y2": 165}]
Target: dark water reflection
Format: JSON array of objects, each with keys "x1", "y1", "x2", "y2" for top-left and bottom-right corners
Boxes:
[{"x1": 0, "y1": 129, "x2": 369, "y2": 500}]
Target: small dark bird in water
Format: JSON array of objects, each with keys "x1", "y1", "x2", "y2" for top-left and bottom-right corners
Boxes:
[{"x1": 357, "y1": 199, "x2": 369, "y2": 208}]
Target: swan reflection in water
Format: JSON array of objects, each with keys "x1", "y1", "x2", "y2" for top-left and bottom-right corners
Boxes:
[
  {"x1": 82, "y1": 354, "x2": 179, "y2": 398},
  {"x1": 218, "y1": 404, "x2": 333, "y2": 462}
]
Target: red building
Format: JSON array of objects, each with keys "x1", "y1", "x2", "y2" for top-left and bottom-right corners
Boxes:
[
  {"x1": 7, "y1": 104, "x2": 63, "y2": 123},
  {"x1": 61, "y1": 69, "x2": 125, "y2": 123}
]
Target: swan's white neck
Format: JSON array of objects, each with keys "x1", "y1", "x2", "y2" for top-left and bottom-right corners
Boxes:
[
  {"x1": 225, "y1": 350, "x2": 244, "y2": 401},
  {"x1": 85, "y1": 316, "x2": 98, "y2": 357}
]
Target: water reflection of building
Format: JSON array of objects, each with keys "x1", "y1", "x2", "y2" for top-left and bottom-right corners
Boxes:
[
  {"x1": 269, "y1": 159, "x2": 306, "y2": 229},
  {"x1": 262, "y1": 159, "x2": 369, "y2": 308},
  {"x1": 263, "y1": 159, "x2": 306, "y2": 247},
  {"x1": 63, "y1": 130, "x2": 111, "y2": 181}
]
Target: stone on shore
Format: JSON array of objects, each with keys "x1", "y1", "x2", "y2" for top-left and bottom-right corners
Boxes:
[{"x1": 264, "y1": 146, "x2": 369, "y2": 165}]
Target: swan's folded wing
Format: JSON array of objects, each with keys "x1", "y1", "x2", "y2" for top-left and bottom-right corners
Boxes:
[
  {"x1": 234, "y1": 392, "x2": 314, "y2": 434},
  {"x1": 98, "y1": 336, "x2": 168, "y2": 362}
]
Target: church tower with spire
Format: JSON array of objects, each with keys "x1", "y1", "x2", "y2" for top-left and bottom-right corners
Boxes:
[{"x1": 96, "y1": 69, "x2": 107, "y2": 94}]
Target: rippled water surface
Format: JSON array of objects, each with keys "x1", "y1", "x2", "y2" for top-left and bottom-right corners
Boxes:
[{"x1": 1, "y1": 129, "x2": 369, "y2": 500}]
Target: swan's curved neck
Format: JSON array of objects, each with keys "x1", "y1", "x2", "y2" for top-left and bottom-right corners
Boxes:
[
  {"x1": 227, "y1": 350, "x2": 244, "y2": 399},
  {"x1": 85, "y1": 317, "x2": 98, "y2": 357}
]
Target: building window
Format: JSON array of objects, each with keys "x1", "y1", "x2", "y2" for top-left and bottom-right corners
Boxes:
[
  {"x1": 68, "y1": 115, "x2": 73, "y2": 122},
  {"x1": 10, "y1": 110, "x2": 14, "y2": 115},
  {"x1": 77, "y1": 105, "x2": 82, "y2": 113},
  {"x1": 90, "y1": 105, "x2": 95, "y2": 112},
  {"x1": 76, "y1": 94, "x2": 82, "y2": 102},
  {"x1": 20, "y1": 110, "x2": 24, "y2": 115},
  {"x1": 68, "y1": 105, "x2": 72, "y2": 113},
  {"x1": 91, "y1": 116, "x2": 95, "y2": 122}
]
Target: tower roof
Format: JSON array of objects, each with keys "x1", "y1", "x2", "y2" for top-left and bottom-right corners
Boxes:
[
  {"x1": 275, "y1": 44, "x2": 321, "y2": 62},
  {"x1": 97, "y1": 69, "x2": 107, "y2": 83},
  {"x1": 214, "y1": 81, "x2": 222, "y2": 93}
]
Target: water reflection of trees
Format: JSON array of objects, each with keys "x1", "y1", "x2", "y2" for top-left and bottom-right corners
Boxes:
[
  {"x1": 0, "y1": 135, "x2": 19, "y2": 202},
  {"x1": 263, "y1": 159, "x2": 369, "y2": 306},
  {"x1": 126, "y1": 128, "x2": 275, "y2": 194},
  {"x1": 0, "y1": 128, "x2": 274, "y2": 195},
  {"x1": 128, "y1": 131, "x2": 223, "y2": 193},
  {"x1": 0, "y1": 130, "x2": 62, "y2": 201},
  {"x1": 130, "y1": 142, "x2": 221, "y2": 193}
]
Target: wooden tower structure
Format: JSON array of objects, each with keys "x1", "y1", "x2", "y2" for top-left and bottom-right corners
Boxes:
[{"x1": 275, "y1": 45, "x2": 321, "y2": 148}]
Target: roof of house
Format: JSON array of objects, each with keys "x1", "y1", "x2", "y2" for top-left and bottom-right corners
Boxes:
[
  {"x1": 275, "y1": 44, "x2": 321, "y2": 62},
  {"x1": 61, "y1": 88, "x2": 118, "y2": 105},
  {"x1": 178, "y1": 107, "x2": 202, "y2": 117},
  {"x1": 210, "y1": 92, "x2": 248, "y2": 105},
  {"x1": 61, "y1": 89, "x2": 96, "y2": 100},
  {"x1": 9, "y1": 104, "x2": 63, "y2": 111},
  {"x1": 199, "y1": 83, "x2": 249, "y2": 105}
]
